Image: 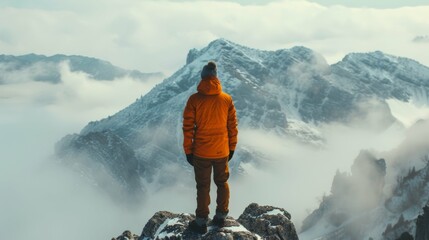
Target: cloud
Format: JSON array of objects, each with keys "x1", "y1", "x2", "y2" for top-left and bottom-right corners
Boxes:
[
  {"x1": 0, "y1": 59, "x2": 165, "y2": 239},
  {"x1": 0, "y1": 92, "x2": 192, "y2": 240},
  {"x1": 0, "y1": 74, "x2": 166, "y2": 240},
  {"x1": 0, "y1": 1, "x2": 428, "y2": 75},
  {"x1": 308, "y1": 0, "x2": 429, "y2": 8},
  {"x1": 0, "y1": 127, "x2": 148, "y2": 240},
  {"x1": 1, "y1": 1, "x2": 429, "y2": 238},
  {"x1": 0, "y1": 61, "x2": 161, "y2": 125},
  {"x1": 0, "y1": 63, "x2": 411, "y2": 238},
  {"x1": 384, "y1": 119, "x2": 429, "y2": 181},
  {"x1": 0, "y1": 61, "x2": 60, "y2": 84},
  {"x1": 222, "y1": 119, "x2": 406, "y2": 230},
  {"x1": 387, "y1": 98, "x2": 429, "y2": 128}
]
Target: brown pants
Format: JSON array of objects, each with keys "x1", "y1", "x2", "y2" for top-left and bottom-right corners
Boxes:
[{"x1": 193, "y1": 156, "x2": 230, "y2": 218}]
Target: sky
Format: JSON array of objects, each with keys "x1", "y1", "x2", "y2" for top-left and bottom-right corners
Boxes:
[{"x1": 0, "y1": 0, "x2": 428, "y2": 75}]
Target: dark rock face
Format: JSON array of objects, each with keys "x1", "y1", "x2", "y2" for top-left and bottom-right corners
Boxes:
[
  {"x1": 237, "y1": 203, "x2": 298, "y2": 240},
  {"x1": 383, "y1": 204, "x2": 429, "y2": 240},
  {"x1": 382, "y1": 214, "x2": 415, "y2": 240},
  {"x1": 112, "y1": 204, "x2": 298, "y2": 240},
  {"x1": 113, "y1": 230, "x2": 139, "y2": 240},
  {"x1": 395, "y1": 232, "x2": 414, "y2": 240},
  {"x1": 416, "y1": 205, "x2": 429, "y2": 240}
]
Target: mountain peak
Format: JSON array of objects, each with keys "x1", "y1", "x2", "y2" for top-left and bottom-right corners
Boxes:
[
  {"x1": 207, "y1": 38, "x2": 243, "y2": 49},
  {"x1": 339, "y1": 50, "x2": 426, "y2": 67},
  {"x1": 185, "y1": 38, "x2": 252, "y2": 65},
  {"x1": 341, "y1": 50, "x2": 398, "y2": 63},
  {"x1": 335, "y1": 49, "x2": 429, "y2": 88},
  {"x1": 185, "y1": 38, "x2": 321, "y2": 71}
]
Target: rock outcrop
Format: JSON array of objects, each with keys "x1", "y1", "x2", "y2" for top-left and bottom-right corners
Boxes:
[
  {"x1": 238, "y1": 203, "x2": 298, "y2": 240},
  {"x1": 415, "y1": 204, "x2": 429, "y2": 240},
  {"x1": 382, "y1": 214, "x2": 415, "y2": 240},
  {"x1": 395, "y1": 232, "x2": 414, "y2": 240},
  {"x1": 113, "y1": 230, "x2": 139, "y2": 240},
  {"x1": 301, "y1": 150, "x2": 387, "y2": 238},
  {"x1": 112, "y1": 203, "x2": 298, "y2": 240},
  {"x1": 384, "y1": 204, "x2": 429, "y2": 240}
]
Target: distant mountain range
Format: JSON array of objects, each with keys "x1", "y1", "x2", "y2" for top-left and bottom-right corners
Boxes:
[
  {"x1": 0, "y1": 53, "x2": 163, "y2": 84},
  {"x1": 39, "y1": 39, "x2": 429, "y2": 239}
]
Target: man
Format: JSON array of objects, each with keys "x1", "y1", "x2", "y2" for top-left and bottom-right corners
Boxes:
[{"x1": 182, "y1": 61, "x2": 238, "y2": 234}]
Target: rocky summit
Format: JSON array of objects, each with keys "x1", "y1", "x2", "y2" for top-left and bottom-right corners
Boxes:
[{"x1": 112, "y1": 203, "x2": 298, "y2": 240}]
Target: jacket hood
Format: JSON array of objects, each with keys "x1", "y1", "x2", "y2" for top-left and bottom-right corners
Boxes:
[{"x1": 197, "y1": 76, "x2": 222, "y2": 95}]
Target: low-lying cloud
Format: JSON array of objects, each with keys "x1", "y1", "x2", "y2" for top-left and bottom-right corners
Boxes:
[
  {"x1": 0, "y1": 63, "x2": 163, "y2": 240},
  {"x1": 231, "y1": 120, "x2": 407, "y2": 228},
  {"x1": 0, "y1": 61, "x2": 162, "y2": 125},
  {"x1": 2, "y1": 75, "x2": 428, "y2": 239}
]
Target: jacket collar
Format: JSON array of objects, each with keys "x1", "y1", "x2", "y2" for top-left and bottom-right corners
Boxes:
[{"x1": 197, "y1": 76, "x2": 222, "y2": 95}]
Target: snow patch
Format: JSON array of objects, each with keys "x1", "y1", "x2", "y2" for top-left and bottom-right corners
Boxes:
[
  {"x1": 263, "y1": 209, "x2": 285, "y2": 217},
  {"x1": 223, "y1": 224, "x2": 251, "y2": 233},
  {"x1": 154, "y1": 217, "x2": 183, "y2": 238}
]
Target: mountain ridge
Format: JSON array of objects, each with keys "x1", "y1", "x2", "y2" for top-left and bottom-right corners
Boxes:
[
  {"x1": 0, "y1": 53, "x2": 163, "y2": 83},
  {"x1": 53, "y1": 39, "x2": 429, "y2": 239},
  {"x1": 57, "y1": 38, "x2": 429, "y2": 193}
]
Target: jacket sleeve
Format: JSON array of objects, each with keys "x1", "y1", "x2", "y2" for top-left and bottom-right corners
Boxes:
[
  {"x1": 227, "y1": 98, "x2": 238, "y2": 151},
  {"x1": 182, "y1": 96, "x2": 196, "y2": 155}
]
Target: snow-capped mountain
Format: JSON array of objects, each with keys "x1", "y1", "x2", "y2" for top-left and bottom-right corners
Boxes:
[
  {"x1": 0, "y1": 53, "x2": 163, "y2": 83},
  {"x1": 55, "y1": 39, "x2": 429, "y2": 208}
]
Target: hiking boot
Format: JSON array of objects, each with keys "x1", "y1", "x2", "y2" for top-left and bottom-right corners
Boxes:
[
  {"x1": 188, "y1": 220, "x2": 207, "y2": 234},
  {"x1": 211, "y1": 215, "x2": 226, "y2": 228}
]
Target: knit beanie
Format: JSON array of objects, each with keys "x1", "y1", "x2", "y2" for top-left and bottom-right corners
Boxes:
[{"x1": 200, "y1": 61, "x2": 217, "y2": 79}]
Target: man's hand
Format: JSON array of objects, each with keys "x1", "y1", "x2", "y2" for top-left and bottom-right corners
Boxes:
[
  {"x1": 186, "y1": 154, "x2": 194, "y2": 166},
  {"x1": 228, "y1": 151, "x2": 234, "y2": 161}
]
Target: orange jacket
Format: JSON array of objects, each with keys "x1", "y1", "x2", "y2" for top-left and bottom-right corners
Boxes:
[{"x1": 183, "y1": 76, "x2": 238, "y2": 159}]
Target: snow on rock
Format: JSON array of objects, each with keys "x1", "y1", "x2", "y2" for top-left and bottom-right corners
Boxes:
[
  {"x1": 138, "y1": 211, "x2": 258, "y2": 240},
  {"x1": 113, "y1": 230, "x2": 139, "y2": 240},
  {"x1": 237, "y1": 203, "x2": 298, "y2": 240},
  {"x1": 111, "y1": 203, "x2": 298, "y2": 240}
]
